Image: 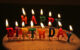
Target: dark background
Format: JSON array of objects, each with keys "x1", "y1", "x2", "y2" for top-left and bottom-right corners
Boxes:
[{"x1": 0, "y1": 0, "x2": 80, "y2": 50}]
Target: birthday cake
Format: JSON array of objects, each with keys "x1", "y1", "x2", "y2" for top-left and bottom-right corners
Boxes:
[{"x1": 3, "y1": 8, "x2": 80, "y2": 50}]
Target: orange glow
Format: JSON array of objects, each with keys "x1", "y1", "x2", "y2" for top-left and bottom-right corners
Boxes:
[
  {"x1": 30, "y1": 20, "x2": 34, "y2": 28},
  {"x1": 58, "y1": 21, "x2": 62, "y2": 27},
  {"x1": 69, "y1": 25, "x2": 73, "y2": 31},
  {"x1": 22, "y1": 8, "x2": 26, "y2": 15},
  {"x1": 40, "y1": 9, "x2": 43, "y2": 15},
  {"x1": 49, "y1": 11, "x2": 52, "y2": 17},
  {"x1": 40, "y1": 22, "x2": 45, "y2": 28},
  {"x1": 6, "y1": 19, "x2": 9, "y2": 27},
  {"x1": 48, "y1": 21, "x2": 52, "y2": 26},
  {"x1": 15, "y1": 21, "x2": 18, "y2": 27}
]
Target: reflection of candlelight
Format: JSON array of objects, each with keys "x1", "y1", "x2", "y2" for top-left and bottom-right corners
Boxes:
[
  {"x1": 58, "y1": 21, "x2": 62, "y2": 27},
  {"x1": 49, "y1": 11, "x2": 52, "y2": 17},
  {"x1": 22, "y1": 8, "x2": 26, "y2": 15},
  {"x1": 40, "y1": 9, "x2": 43, "y2": 15},
  {"x1": 31, "y1": 9, "x2": 35, "y2": 15},
  {"x1": 69, "y1": 25, "x2": 73, "y2": 31},
  {"x1": 6, "y1": 19, "x2": 9, "y2": 27},
  {"x1": 48, "y1": 21, "x2": 52, "y2": 26},
  {"x1": 58, "y1": 13, "x2": 61, "y2": 18},
  {"x1": 22, "y1": 22, "x2": 25, "y2": 27},
  {"x1": 40, "y1": 22, "x2": 45, "y2": 28},
  {"x1": 15, "y1": 21, "x2": 18, "y2": 27},
  {"x1": 30, "y1": 20, "x2": 34, "y2": 28}
]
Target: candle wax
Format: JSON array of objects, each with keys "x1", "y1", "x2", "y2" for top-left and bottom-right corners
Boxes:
[
  {"x1": 21, "y1": 15, "x2": 27, "y2": 24},
  {"x1": 6, "y1": 27, "x2": 14, "y2": 37},
  {"x1": 40, "y1": 15, "x2": 46, "y2": 22},
  {"x1": 48, "y1": 17, "x2": 54, "y2": 23},
  {"x1": 29, "y1": 28, "x2": 36, "y2": 38},
  {"x1": 15, "y1": 27, "x2": 19, "y2": 37},
  {"x1": 32, "y1": 15, "x2": 37, "y2": 24},
  {"x1": 49, "y1": 26, "x2": 55, "y2": 37},
  {"x1": 38, "y1": 29, "x2": 45, "y2": 39},
  {"x1": 66, "y1": 32, "x2": 72, "y2": 42},
  {"x1": 57, "y1": 28, "x2": 64, "y2": 38}
]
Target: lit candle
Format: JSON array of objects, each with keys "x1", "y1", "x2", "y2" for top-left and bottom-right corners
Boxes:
[
  {"x1": 15, "y1": 21, "x2": 19, "y2": 38},
  {"x1": 38, "y1": 22, "x2": 45, "y2": 40},
  {"x1": 48, "y1": 21, "x2": 55, "y2": 40},
  {"x1": 22, "y1": 22, "x2": 28, "y2": 40},
  {"x1": 66, "y1": 25, "x2": 73, "y2": 42},
  {"x1": 55, "y1": 13, "x2": 61, "y2": 28},
  {"x1": 6, "y1": 19, "x2": 14, "y2": 40},
  {"x1": 57, "y1": 21, "x2": 64, "y2": 40},
  {"x1": 48, "y1": 11, "x2": 54, "y2": 23},
  {"x1": 29, "y1": 20, "x2": 36, "y2": 40},
  {"x1": 40, "y1": 9, "x2": 46, "y2": 22},
  {"x1": 21, "y1": 8, "x2": 27, "y2": 24},
  {"x1": 31, "y1": 9, "x2": 37, "y2": 24}
]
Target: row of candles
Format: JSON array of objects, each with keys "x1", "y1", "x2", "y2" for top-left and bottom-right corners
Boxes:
[{"x1": 5, "y1": 8, "x2": 73, "y2": 42}]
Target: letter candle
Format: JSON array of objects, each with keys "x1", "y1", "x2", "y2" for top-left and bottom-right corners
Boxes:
[
  {"x1": 40, "y1": 9, "x2": 46, "y2": 22},
  {"x1": 57, "y1": 21, "x2": 64, "y2": 40},
  {"x1": 22, "y1": 22, "x2": 28, "y2": 40},
  {"x1": 66, "y1": 25, "x2": 73, "y2": 43},
  {"x1": 31, "y1": 9, "x2": 37, "y2": 24},
  {"x1": 15, "y1": 21, "x2": 19, "y2": 37},
  {"x1": 48, "y1": 21, "x2": 55, "y2": 40},
  {"x1": 38, "y1": 22, "x2": 45, "y2": 40},
  {"x1": 29, "y1": 20, "x2": 36, "y2": 40},
  {"x1": 21, "y1": 8, "x2": 27, "y2": 24},
  {"x1": 48, "y1": 11, "x2": 54, "y2": 23},
  {"x1": 55, "y1": 13, "x2": 61, "y2": 28},
  {"x1": 6, "y1": 19, "x2": 14, "y2": 40}
]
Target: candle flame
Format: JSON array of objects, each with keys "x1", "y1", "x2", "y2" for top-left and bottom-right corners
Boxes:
[
  {"x1": 6, "y1": 19, "x2": 9, "y2": 27},
  {"x1": 22, "y1": 8, "x2": 26, "y2": 15},
  {"x1": 22, "y1": 22, "x2": 25, "y2": 27},
  {"x1": 30, "y1": 20, "x2": 34, "y2": 28},
  {"x1": 15, "y1": 21, "x2": 18, "y2": 27},
  {"x1": 69, "y1": 25, "x2": 73, "y2": 31},
  {"x1": 58, "y1": 21, "x2": 62, "y2": 27},
  {"x1": 40, "y1": 9, "x2": 43, "y2": 15},
  {"x1": 48, "y1": 21, "x2": 52, "y2": 26},
  {"x1": 58, "y1": 13, "x2": 61, "y2": 18},
  {"x1": 40, "y1": 22, "x2": 45, "y2": 28},
  {"x1": 49, "y1": 11, "x2": 52, "y2": 17},
  {"x1": 31, "y1": 9, "x2": 35, "y2": 15}
]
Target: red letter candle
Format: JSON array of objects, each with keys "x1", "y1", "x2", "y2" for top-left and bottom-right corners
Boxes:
[
  {"x1": 21, "y1": 8, "x2": 27, "y2": 24},
  {"x1": 48, "y1": 11, "x2": 54, "y2": 23},
  {"x1": 57, "y1": 21, "x2": 64, "y2": 40},
  {"x1": 6, "y1": 19, "x2": 14, "y2": 40},
  {"x1": 31, "y1": 9, "x2": 37, "y2": 24},
  {"x1": 38, "y1": 22, "x2": 45, "y2": 40}
]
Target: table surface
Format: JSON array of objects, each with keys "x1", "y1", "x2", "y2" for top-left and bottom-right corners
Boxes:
[{"x1": 3, "y1": 26, "x2": 80, "y2": 50}]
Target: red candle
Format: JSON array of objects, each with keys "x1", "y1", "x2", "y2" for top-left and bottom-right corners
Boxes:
[
  {"x1": 48, "y1": 11, "x2": 54, "y2": 23},
  {"x1": 21, "y1": 8, "x2": 27, "y2": 24},
  {"x1": 57, "y1": 21, "x2": 64, "y2": 40},
  {"x1": 31, "y1": 9, "x2": 37, "y2": 24},
  {"x1": 38, "y1": 22, "x2": 45, "y2": 39},
  {"x1": 21, "y1": 15, "x2": 27, "y2": 24},
  {"x1": 6, "y1": 19, "x2": 14, "y2": 40}
]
